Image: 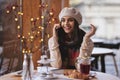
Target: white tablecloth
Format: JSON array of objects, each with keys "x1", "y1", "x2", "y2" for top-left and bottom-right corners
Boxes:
[
  {"x1": 36, "y1": 67, "x2": 120, "y2": 80},
  {"x1": 0, "y1": 67, "x2": 120, "y2": 80}
]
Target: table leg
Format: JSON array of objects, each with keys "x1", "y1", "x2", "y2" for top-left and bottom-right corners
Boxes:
[
  {"x1": 0, "y1": 54, "x2": 4, "y2": 70},
  {"x1": 91, "y1": 56, "x2": 99, "y2": 71},
  {"x1": 94, "y1": 56, "x2": 99, "y2": 69},
  {"x1": 100, "y1": 55, "x2": 105, "y2": 72}
]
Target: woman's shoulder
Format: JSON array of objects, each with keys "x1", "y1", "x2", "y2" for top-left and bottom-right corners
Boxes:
[
  {"x1": 48, "y1": 36, "x2": 54, "y2": 41},
  {"x1": 48, "y1": 36, "x2": 58, "y2": 43}
]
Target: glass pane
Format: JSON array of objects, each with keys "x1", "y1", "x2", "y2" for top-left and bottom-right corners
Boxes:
[{"x1": 0, "y1": 0, "x2": 22, "y2": 74}]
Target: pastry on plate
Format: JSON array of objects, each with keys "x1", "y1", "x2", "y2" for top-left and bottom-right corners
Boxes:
[{"x1": 64, "y1": 69, "x2": 89, "y2": 80}]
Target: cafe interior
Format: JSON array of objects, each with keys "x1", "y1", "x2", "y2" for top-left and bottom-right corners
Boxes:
[{"x1": 0, "y1": 0, "x2": 120, "y2": 80}]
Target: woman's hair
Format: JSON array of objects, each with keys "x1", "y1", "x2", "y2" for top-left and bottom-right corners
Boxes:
[
  {"x1": 57, "y1": 19, "x2": 85, "y2": 49},
  {"x1": 58, "y1": 19, "x2": 85, "y2": 68}
]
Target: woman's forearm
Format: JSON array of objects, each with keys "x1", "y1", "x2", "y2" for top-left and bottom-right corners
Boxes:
[
  {"x1": 48, "y1": 37, "x2": 62, "y2": 68},
  {"x1": 79, "y1": 37, "x2": 94, "y2": 58}
]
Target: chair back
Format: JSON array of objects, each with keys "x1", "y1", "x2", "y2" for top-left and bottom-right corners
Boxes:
[
  {"x1": 0, "y1": 40, "x2": 21, "y2": 75},
  {"x1": 3, "y1": 40, "x2": 20, "y2": 58}
]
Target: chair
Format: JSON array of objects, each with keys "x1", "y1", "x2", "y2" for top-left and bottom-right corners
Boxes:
[
  {"x1": 0, "y1": 40, "x2": 21, "y2": 75},
  {"x1": 91, "y1": 47, "x2": 119, "y2": 76}
]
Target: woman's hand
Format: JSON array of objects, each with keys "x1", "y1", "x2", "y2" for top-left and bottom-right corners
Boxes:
[
  {"x1": 85, "y1": 24, "x2": 96, "y2": 38},
  {"x1": 53, "y1": 24, "x2": 61, "y2": 40}
]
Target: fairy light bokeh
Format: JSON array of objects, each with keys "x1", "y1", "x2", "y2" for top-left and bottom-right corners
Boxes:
[{"x1": 5, "y1": 0, "x2": 56, "y2": 54}]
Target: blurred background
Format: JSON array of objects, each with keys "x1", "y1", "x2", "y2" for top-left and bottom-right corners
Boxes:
[
  {"x1": 70, "y1": 0, "x2": 120, "y2": 40},
  {"x1": 69, "y1": 0, "x2": 120, "y2": 77},
  {"x1": 0, "y1": 0, "x2": 120, "y2": 78}
]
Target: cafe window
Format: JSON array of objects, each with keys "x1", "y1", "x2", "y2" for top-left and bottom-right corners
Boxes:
[
  {"x1": 69, "y1": 0, "x2": 120, "y2": 39},
  {"x1": 0, "y1": 0, "x2": 20, "y2": 44}
]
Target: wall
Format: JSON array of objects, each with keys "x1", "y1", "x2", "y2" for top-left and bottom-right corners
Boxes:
[{"x1": 22, "y1": 0, "x2": 69, "y2": 68}]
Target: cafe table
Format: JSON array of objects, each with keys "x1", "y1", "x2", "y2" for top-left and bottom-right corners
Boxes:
[
  {"x1": 91, "y1": 47, "x2": 119, "y2": 76},
  {"x1": 0, "y1": 67, "x2": 120, "y2": 80},
  {"x1": 92, "y1": 38, "x2": 105, "y2": 43}
]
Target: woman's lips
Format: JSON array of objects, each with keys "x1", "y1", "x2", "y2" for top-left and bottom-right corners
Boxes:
[{"x1": 64, "y1": 26, "x2": 71, "y2": 30}]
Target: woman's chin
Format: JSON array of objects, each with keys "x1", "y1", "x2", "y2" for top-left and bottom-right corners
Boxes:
[
  {"x1": 64, "y1": 29, "x2": 72, "y2": 33},
  {"x1": 64, "y1": 31, "x2": 71, "y2": 33}
]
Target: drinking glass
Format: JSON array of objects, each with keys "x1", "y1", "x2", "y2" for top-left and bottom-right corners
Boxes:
[{"x1": 75, "y1": 57, "x2": 91, "y2": 79}]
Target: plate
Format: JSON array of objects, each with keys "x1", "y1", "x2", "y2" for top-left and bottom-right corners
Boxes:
[
  {"x1": 68, "y1": 78, "x2": 83, "y2": 80},
  {"x1": 37, "y1": 59, "x2": 55, "y2": 64},
  {"x1": 51, "y1": 69, "x2": 92, "y2": 80},
  {"x1": 34, "y1": 76, "x2": 58, "y2": 80},
  {"x1": 14, "y1": 71, "x2": 22, "y2": 77},
  {"x1": 39, "y1": 74, "x2": 58, "y2": 79},
  {"x1": 37, "y1": 66, "x2": 58, "y2": 73},
  {"x1": 51, "y1": 69, "x2": 82, "y2": 80},
  {"x1": 44, "y1": 76, "x2": 58, "y2": 79},
  {"x1": 50, "y1": 69, "x2": 64, "y2": 74}
]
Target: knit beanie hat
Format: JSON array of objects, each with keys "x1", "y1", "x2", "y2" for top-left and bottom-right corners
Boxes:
[{"x1": 59, "y1": 7, "x2": 82, "y2": 25}]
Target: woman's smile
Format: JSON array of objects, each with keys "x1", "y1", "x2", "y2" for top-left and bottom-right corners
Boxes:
[
  {"x1": 61, "y1": 16, "x2": 75, "y2": 33},
  {"x1": 63, "y1": 26, "x2": 72, "y2": 33}
]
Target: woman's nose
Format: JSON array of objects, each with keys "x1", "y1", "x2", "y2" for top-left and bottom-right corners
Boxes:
[{"x1": 64, "y1": 20, "x2": 69, "y2": 25}]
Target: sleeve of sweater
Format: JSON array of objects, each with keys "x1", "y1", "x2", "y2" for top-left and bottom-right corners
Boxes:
[
  {"x1": 48, "y1": 37, "x2": 62, "y2": 68},
  {"x1": 79, "y1": 36, "x2": 94, "y2": 58}
]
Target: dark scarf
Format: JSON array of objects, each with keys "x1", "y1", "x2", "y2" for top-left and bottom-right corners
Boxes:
[{"x1": 58, "y1": 28, "x2": 86, "y2": 69}]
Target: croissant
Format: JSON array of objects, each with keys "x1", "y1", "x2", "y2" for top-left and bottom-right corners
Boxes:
[{"x1": 64, "y1": 69, "x2": 89, "y2": 79}]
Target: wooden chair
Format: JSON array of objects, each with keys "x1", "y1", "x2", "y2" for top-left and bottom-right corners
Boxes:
[{"x1": 0, "y1": 40, "x2": 21, "y2": 75}]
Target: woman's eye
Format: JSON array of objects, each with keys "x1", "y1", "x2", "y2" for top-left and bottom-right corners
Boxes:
[
  {"x1": 68, "y1": 18, "x2": 74, "y2": 22},
  {"x1": 61, "y1": 19, "x2": 65, "y2": 22}
]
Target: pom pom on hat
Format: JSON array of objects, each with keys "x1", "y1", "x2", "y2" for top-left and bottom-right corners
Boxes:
[{"x1": 59, "y1": 7, "x2": 82, "y2": 25}]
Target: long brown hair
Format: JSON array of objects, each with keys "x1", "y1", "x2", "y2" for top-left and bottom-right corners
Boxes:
[
  {"x1": 57, "y1": 19, "x2": 86, "y2": 49},
  {"x1": 57, "y1": 19, "x2": 85, "y2": 69}
]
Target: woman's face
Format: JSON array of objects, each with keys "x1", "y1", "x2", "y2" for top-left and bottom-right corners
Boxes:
[{"x1": 61, "y1": 16, "x2": 75, "y2": 34}]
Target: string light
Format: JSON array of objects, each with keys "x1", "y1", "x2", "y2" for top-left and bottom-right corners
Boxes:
[
  {"x1": 49, "y1": 11, "x2": 54, "y2": 16},
  {"x1": 22, "y1": 36, "x2": 25, "y2": 38},
  {"x1": 6, "y1": 1, "x2": 57, "y2": 54},
  {"x1": 41, "y1": 27, "x2": 44, "y2": 30},
  {"x1": 41, "y1": 16, "x2": 44, "y2": 19},
  {"x1": 39, "y1": 4, "x2": 42, "y2": 8},
  {"x1": 37, "y1": 31, "x2": 40, "y2": 34},
  {"x1": 47, "y1": 34, "x2": 50, "y2": 38},
  {"x1": 45, "y1": 4, "x2": 48, "y2": 7},
  {"x1": 36, "y1": 17, "x2": 39, "y2": 20},
  {"x1": 22, "y1": 49, "x2": 25, "y2": 53},
  {"x1": 12, "y1": 6, "x2": 16, "y2": 10},
  {"x1": 48, "y1": 21, "x2": 51, "y2": 24},
  {"x1": 30, "y1": 18, "x2": 34, "y2": 22},
  {"x1": 30, "y1": 36, "x2": 34, "y2": 39},
  {"x1": 28, "y1": 32, "x2": 31, "y2": 35},
  {"x1": 52, "y1": 18, "x2": 55, "y2": 22},
  {"x1": 40, "y1": 39, "x2": 43, "y2": 42},
  {"x1": 17, "y1": 34, "x2": 21, "y2": 38},
  {"x1": 15, "y1": 18, "x2": 18, "y2": 21},
  {"x1": 18, "y1": 12, "x2": 23, "y2": 15},
  {"x1": 28, "y1": 50, "x2": 31, "y2": 53},
  {"x1": 6, "y1": 10, "x2": 10, "y2": 13},
  {"x1": 38, "y1": 26, "x2": 41, "y2": 29},
  {"x1": 17, "y1": 25, "x2": 20, "y2": 29}
]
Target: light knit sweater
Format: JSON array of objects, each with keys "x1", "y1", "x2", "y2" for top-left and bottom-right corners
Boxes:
[{"x1": 48, "y1": 36, "x2": 94, "y2": 68}]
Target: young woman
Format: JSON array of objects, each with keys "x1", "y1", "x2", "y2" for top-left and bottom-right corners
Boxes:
[{"x1": 48, "y1": 7, "x2": 96, "y2": 69}]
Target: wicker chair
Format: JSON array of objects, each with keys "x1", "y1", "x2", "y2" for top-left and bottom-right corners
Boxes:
[{"x1": 0, "y1": 40, "x2": 21, "y2": 75}]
